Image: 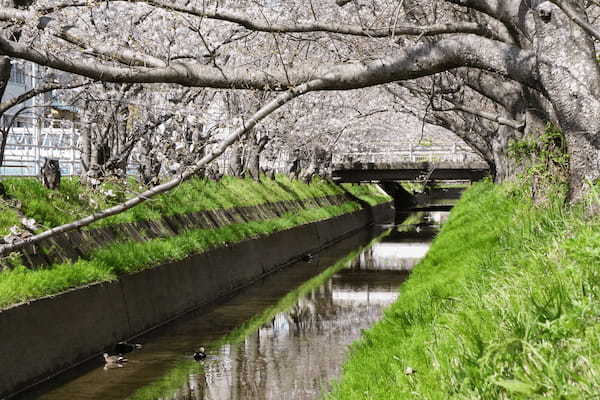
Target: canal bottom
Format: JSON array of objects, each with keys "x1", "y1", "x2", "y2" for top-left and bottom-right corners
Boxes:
[{"x1": 17, "y1": 210, "x2": 445, "y2": 400}]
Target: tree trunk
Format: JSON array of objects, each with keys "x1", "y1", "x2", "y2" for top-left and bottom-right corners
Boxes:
[
  {"x1": 0, "y1": 126, "x2": 7, "y2": 170},
  {"x1": 0, "y1": 56, "x2": 10, "y2": 101},
  {"x1": 245, "y1": 134, "x2": 269, "y2": 180},
  {"x1": 228, "y1": 142, "x2": 244, "y2": 177},
  {"x1": 488, "y1": 128, "x2": 513, "y2": 182},
  {"x1": 287, "y1": 150, "x2": 302, "y2": 179},
  {"x1": 461, "y1": 71, "x2": 551, "y2": 183},
  {"x1": 79, "y1": 127, "x2": 92, "y2": 183},
  {"x1": 533, "y1": 1, "x2": 600, "y2": 201},
  {"x1": 139, "y1": 155, "x2": 161, "y2": 185},
  {"x1": 0, "y1": 56, "x2": 10, "y2": 169},
  {"x1": 566, "y1": 133, "x2": 600, "y2": 201}
]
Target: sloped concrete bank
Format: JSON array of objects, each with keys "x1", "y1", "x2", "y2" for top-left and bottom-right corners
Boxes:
[
  {"x1": 17, "y1": 193, "x2": 354, "y2": 269},
  {"x1": 0, "y1": 201, "x2": 393, "y2": 399}
]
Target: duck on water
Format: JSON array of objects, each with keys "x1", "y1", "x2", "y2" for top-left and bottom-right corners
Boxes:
[
  {"x1": 103, "y1": 353, "x2": 127, "y2": 365},
  {"x1": 114, "y1": 342, "x2": 142, "y2": 355},
  {"x1": 194, "y1": 347, "x2": 207, "y2": 361},
  {"x1": 103, "y1": 341, "x2": 142, "y2": 368}
]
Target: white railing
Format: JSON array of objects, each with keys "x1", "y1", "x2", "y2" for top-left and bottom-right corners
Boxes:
[{"x1": 332, "y1": 144, "x2": 483, "y2": 166}]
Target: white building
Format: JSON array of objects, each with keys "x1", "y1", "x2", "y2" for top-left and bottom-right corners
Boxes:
[
  {"x1": 1, "y1": 62, "x2": 83, "y2": 176},
  {"x1": 1, "y1": 61, "x2": 34, "y2": 126}
]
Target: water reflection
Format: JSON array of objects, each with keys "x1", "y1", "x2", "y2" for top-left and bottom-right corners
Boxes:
[
  {"x1": 159, "y1": 263, "x2": 407, "y2": 400},
  {"x1": 427, "y1": 211, "x2": 450, "y2": 225},
  {"x1": 351, "y1": 214, "x2": 446, "y2": 271},
  {"x1": 355, "y1": 242, "x2": 430, "y2": 270}
]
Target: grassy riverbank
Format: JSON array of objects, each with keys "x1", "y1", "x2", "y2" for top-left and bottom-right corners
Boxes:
[
  {"x1": 0, "y1": 176, "x2": 389, "y2": 308},
  {"x1": 329, "y1": 180, "x2": 600, "y2": 399},
  {"x1": 0, "y1": 175, "x2": 388, "y2": 235}
]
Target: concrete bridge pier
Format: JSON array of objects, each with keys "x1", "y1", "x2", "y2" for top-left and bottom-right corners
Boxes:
[{"x1": 378, "y1": 182, "x2": 416, "y2": 224}]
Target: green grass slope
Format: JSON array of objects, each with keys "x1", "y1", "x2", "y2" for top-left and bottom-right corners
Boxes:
[
  {"x1": 0, "y1": 175, "x2": 389, "y2": 235},
  {"x1": 329, "y1": 180, "x2": 600, "y2": 399}
]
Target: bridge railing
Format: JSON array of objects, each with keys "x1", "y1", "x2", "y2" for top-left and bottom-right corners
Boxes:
[{"x1": 332, "y1": 145, "x2": 484, "y2": 167}]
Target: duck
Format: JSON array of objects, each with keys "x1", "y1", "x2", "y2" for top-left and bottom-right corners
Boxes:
[
  {"x1": 103, "y1": 353, "x2": 128, "y2": 364},
  {"x1": 301, "y1": 253, "x2": 313, "y2": 263},
  {"x1": 114, "y1": 341, "x2": 143, "y2": 354},
  {"x1": 193, "y1": 347, "x2": 207, "y2": 361}
]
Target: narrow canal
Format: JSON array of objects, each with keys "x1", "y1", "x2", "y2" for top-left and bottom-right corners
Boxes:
[{"x1": 17, "y1": 194, "x2": 453, "y2": 400}]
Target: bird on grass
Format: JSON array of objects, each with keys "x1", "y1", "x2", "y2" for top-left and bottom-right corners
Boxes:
[
  {"x1": 114, "y1": 341, "x2": 143, "y2": 355},
  {"x1": 193, "y1": 347, "x2": 207, "y2": 361}
]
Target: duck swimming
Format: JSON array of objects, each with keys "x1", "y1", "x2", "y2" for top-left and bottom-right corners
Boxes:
[
  {"x1": 114, "y1": 341, "x2": 143, "y2": 354},
  {"x1": 193, "y1": 347, "x2": 207, "y2": 361},
  {"x1": 103, "y1": 353, "x2": 128, "y2": 364},
  {"x1": 301, "y1": 253, "x2": 313, "y2": 263}
]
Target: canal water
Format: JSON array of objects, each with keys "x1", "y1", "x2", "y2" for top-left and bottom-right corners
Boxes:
[{"x1": 17, "y1": 200, "x2": 451, "y2": 400}]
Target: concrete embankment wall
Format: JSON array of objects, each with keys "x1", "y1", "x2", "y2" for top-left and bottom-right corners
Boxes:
[
  {"x1": 0, "y1": 202, "x2": 393, "y2": 399},
  {"x1": 17, "y1": 194, "x2": 354, "y2": 269}
]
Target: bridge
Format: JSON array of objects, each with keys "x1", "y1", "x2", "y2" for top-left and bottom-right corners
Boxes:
[{"x1": 331, "y1": 145, "x2": 490, "y2": 183}]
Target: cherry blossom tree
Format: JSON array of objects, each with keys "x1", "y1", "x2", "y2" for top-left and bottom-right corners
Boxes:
[{"x1": 1, "y1": 0, "x2": 600, "y2": 255}]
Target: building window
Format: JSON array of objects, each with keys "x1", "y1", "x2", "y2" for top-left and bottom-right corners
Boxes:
[{"x1": 9, "y1": 67, "x2": 26, "y2": 84}]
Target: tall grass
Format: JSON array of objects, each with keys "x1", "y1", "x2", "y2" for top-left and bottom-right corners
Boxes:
[
  {"x1": 0, "y1": 174, "x2": 390, "y2": 308},
  {"x1": 328, "y1": 180, "x2": 600, "y2": 399},
  {"x1": 340, "y1": 183, "x2": 391, "y2": 206}
]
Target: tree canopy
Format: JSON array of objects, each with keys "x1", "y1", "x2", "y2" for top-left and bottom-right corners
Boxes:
[{"x1": 1, "y1": 0, "x2": 599, "y2": 253}]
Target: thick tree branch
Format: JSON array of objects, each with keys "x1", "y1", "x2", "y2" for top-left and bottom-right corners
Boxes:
[
  {"x1": 123, "y1": 0, "x2": 504, "y2": 40},
  {"x1": 0, "y1": 56, "x2": 10, "y2": 102},
  {"x1": 0, "y1": 81, "x2": 90, "y2": 114},
  {"x1": 443, "y1": 0, "x2": 523, "y2": 29},
  {"x1": 0, "y1": 4, "x2": 507, "y2": 42},
  {"x1": 0, "y1": 34, "x2": 541, "y2": 92},
  {"x1": 443, "y1": 0, "x2": 527, "y2": 42},
  {"x1": 57, "y1": 26, "x2": 167, "y2": 68},
  {"x1": 36, "y1": 2, "x2": 90, "y2": 14},
  {"x1": 0, "y1": 8, "x2": 29, "y2": 22},
  {"x1": 434, "y1": 101, "x2": 525, "y2": 131},
  {"x1": 0, "y1": 78, "x2": 325, "y2": 256},
  {"x1": 461, "y1": 70, "x2": 524, "y2": 111},
  {"x1": 0, "y1": 8, "x2": 167, "y2": 68}
]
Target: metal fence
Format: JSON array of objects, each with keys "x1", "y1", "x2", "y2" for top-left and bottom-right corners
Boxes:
[
  {"x1": 0, "y1": 117, "x2": 295, "y2": 177},
  {"x1": 332, "y1": 144, "x2": 483, "y2": 166}
]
